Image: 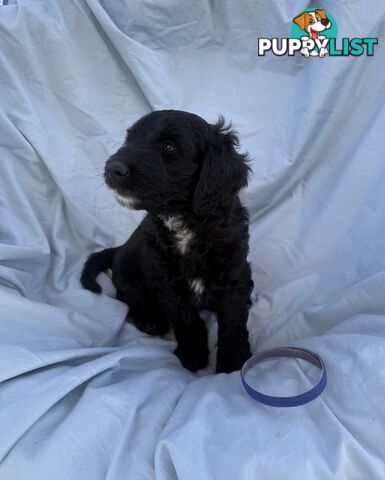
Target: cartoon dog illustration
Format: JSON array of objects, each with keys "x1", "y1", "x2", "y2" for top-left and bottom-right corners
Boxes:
[{"x1": 293, "y1": 9, "x2": 332, "y2": 57}]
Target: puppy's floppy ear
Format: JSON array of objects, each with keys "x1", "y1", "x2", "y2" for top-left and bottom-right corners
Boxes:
[
  {"x1": 192, "y1": 116, "x2": 250, "y2": 217},
  {"x1": 293, "y1": 12, "x2": 309, "y2": 31},
  {"x1": 315, "y1": 9, "x2": 327, "y2": 20}
]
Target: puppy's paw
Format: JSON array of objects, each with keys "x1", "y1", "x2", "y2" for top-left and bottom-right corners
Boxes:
[
  {"x1": 216, "y1": 347, "x2": 251, "y2": 374},
  {"x1": 129, "y1": 316, "x2": 170, "y2": 336},
  {"x1": 174, "y1": 344, "x2": 209, "y2": 372}
]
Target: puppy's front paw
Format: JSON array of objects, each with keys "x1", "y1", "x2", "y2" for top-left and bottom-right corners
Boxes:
[
  {"x1": 216, "y1": 346, "x2": 251, "y2": 374},
  {"x1": 174, "y1": 344, "x2": 209, "y2": 372},
  {"x1": 129, "y1": 315, "x2": 170, "y2": 336}
]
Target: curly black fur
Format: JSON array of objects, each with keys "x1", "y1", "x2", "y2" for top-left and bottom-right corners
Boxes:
[{"x1": 81, "y1": 110, "x2": 253, "y2": 373}]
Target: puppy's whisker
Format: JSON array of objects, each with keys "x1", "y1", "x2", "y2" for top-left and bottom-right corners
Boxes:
[{"x1": 87, "y1": 174, "x2": 106, "y2": 182}]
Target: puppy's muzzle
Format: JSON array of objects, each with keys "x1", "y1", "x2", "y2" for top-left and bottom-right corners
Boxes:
[{"x1": 105, "y1": 161, "x2": 129, "y2": 182}]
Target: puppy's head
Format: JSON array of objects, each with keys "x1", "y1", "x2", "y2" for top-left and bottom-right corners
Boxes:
[
  {"x1": 104, "y1": 110, "x2": 250, "y2": 217},
  {"x1": 293, "y1": 10, "x2": 331, "y2": 39}
]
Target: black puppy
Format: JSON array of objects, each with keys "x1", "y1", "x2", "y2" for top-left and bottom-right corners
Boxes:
[{"x1": 81, "y1": 110, "x2": 253, "y2": 373}]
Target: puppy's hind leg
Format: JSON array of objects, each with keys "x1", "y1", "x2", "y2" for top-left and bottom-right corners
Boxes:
[{"x1": 117, "y1": 287, "x2": 170, "y2": 336}]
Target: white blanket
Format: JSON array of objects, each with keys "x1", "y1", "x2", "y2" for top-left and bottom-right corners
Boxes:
[{"x1": 1, "y1": 1, "x2": 385, "y2": 478}]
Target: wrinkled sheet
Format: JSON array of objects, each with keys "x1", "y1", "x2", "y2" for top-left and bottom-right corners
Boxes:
[{"x1": 1, "y1": 1, "x2": 385, "y2": 479}]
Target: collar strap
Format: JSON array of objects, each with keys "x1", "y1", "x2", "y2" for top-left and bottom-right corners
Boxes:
[{"x1": 241, "y1": 347, "x2": 327, "y2": 407}]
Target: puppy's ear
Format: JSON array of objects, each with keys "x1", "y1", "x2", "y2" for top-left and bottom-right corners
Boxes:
[
  {"x1": 293, "y1": 12, "x2": 309, "y2": 31},
  {"x1": 192, "y1": 117, "x2": 250, "y2": 217},
  {"x1": 315, "y1": 9, "x2": 327, "y2": 20}
]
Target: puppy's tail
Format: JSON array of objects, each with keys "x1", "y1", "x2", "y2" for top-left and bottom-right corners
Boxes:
[{"x1": 80, "y1": 247, "x2": 116, "y2": 294}]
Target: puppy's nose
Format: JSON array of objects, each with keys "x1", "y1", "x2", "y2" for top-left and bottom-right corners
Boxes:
[
  {"x1": 321, "y1": 19, "x2": 329, "y2": 26},
  {"x1": 106, "y1": 161, "x2": 129, "y2": 179}
]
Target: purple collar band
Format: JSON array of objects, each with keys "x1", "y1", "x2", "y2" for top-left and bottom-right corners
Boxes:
[{"x1": 241, "y1": 347, "x2": 327, "y2": 407}]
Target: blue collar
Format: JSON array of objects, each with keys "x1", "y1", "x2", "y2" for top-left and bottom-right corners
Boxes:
[{"x1": 241, "y1": 347, "x2": 327, "y2": 407}]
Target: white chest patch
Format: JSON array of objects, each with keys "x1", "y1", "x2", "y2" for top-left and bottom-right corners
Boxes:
[
  {"x1": 189, "y1": 278, "x2": 205, "y2": 299},
  {"x1": 161, "y1": 215, "x2": 194, "y2": 255}
]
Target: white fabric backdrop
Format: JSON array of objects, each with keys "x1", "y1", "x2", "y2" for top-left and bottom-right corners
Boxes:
[{"x1": 0, "y1": 1, "x2": 385, "y2": 478}]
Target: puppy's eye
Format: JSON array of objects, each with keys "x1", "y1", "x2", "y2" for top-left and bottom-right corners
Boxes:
[
  {"x1": 316, "y1": 15, "x2": 320, "y2": 21},
  {"x1": 162, "y1": 141, "x2": 176, "y2": 153},
  {"x1": 309, "y1": 18, "x2": 314, "y2": 24}
]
